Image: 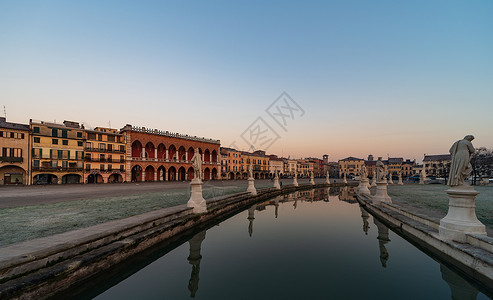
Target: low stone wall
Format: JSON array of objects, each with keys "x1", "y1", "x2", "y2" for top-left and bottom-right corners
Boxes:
[
  {"x1": 0, "y1": 182, "x2": 339, "y2": 299},
  {"x1": 357, "y1": 194, "x2": 493, "y2": 294}
]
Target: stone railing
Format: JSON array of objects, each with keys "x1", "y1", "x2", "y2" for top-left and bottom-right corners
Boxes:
[{"x1": 123, "y1": 125, "x2": 220, "y2": 145}]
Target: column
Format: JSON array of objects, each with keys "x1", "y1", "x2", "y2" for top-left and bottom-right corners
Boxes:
[
  {"x1": 141, "y1": 148, "x2": 145, "y2": 159},
  {"x1": 154, "y1": 149, "x2": 157, "y2": 159},
  {"x1": 166, "y1": 149, "x2": 169, "y2": 160},
  {"x1": 186, "y1": 151, "x2": 189, "y2": 161},
  {"x1": 142, "y1": 170, "x2": 146, "y2": 182},
  {"x1": 165, "y1": 170, "x2": 168, "y2": 181}
]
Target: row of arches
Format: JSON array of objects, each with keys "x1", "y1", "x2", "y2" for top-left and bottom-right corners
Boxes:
[
  {"x1": 131, "y1": 141, "x2": 218, "y2": 162},
  {"x1": 86, "y1": 173, "x2": 124, "y2": 184},
  {"x1": 33, "y1": 173, "x2": 81, "y2": 184},
  {"x1": 131, "y1": 165, "x2": 219, "y2": 182},
  {"x1": 222, "y1": 172, "x2": 271, "y2": 180}
]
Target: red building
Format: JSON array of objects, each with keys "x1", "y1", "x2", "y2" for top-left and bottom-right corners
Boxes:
[{"x1": 121, "y1": 125, "x2": 221, "y2": 182}]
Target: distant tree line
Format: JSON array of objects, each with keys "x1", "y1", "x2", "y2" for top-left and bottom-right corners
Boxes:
[{"x1": 471, "y1": 147, "x2": 493, "y2": 184}]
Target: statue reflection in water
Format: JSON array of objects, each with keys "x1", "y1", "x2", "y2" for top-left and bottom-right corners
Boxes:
[
  {"x1": 248, "y1": 205, "x2": 256, "y2": 237},
  {"x1": 360, "y1": 206, "x2": 370, "y2": 235},
  {"x1": 440, "y1": 264, "x2": 480, "y2": 300},
  {"x1": 187, "y1": 230, "x2": 206, "y2": 298},
  {"x1": 373, "y1": 218, "x2": 390, "y2": 268}
]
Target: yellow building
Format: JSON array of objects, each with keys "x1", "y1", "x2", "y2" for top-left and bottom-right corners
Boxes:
[
  {"x1": 84, "y1": 127, "x2": 126, "y2": 183},
  {"x1": 30, "y1": 120, "x2": 85, "y2": 184},
  {"x1": 338, "y1": 156, "x2": 364, "y2": 178},
  {"x1": 0, "y1": 117, "x2": 30, "y2": 185},
  {"x1": 241, "y1": 150, "x2": 270, "y2": 179}
]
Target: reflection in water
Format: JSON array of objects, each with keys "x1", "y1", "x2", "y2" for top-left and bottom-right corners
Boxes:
[
  {"x1": 441, "y1": 264, "x2": 479, "y2": 300},
  {"x1": 88, "y1": 187, "x2": 491, "y2": 300},
  {"x1": 374, "y1": 218, "x2": 390, "y2": 268},
  {"x1": 338, "y1": 186, "x2": 358, "y2": 203},
  {"x1": 187, "y1": 230, "x2": 206, "y2": 298},
  {"x1": 360, "y1": 206, "x2": 370, "y2": 235},
  {"x1": 248, "y1": 205, "x2": 256, "y2": 237}
]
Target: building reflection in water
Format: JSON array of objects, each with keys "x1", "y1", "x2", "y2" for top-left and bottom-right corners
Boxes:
[
  {"x1": 187, "y1": 230, "x2": 206, "y2": 298},
  {"x1": 360, "y1": 206, "x2": 370, "y2": 235},
  {"x1": 338, "y1": 186, "x2": 358, "y2": 204},
  {"x1": 440, "y1": 264, "x2": 479, "y2": 300},
  {"x1": 248, "y1": 205, "x2": 256, "y2": 237},
  {"x1": 373, "y1": 218, "x2": 390, "y2": 268}
]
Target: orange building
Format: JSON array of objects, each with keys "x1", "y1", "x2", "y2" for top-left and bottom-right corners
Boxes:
[
  {"x1": 0, "y1": 117, "x2": 30, "y2": 185},
  {"x1": 84, "y1": 127, "x2": 126, "y2": 183},
  {"x1": 121, "y1": 125, "x2": 220, "y2": 182},
  {"x1": 221, "y1": 147, "x2": 243, "y2": 179}
]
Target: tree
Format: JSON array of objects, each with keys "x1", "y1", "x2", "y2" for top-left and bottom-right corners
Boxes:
[{"x1": 471, "y1": 147, "x2": 493, "y2": 185}]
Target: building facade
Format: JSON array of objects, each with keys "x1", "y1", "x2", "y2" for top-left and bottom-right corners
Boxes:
[
  {"x1": 121, "y1": 125, "x2": 221, "y2": 182},
  {"x1": 221, "y1": 147, "x2": 243, "y2": 179},
  {"x1": 241, "y1": 150, "x2": 269, "y2": 179},
  {"x1": 423, "y1": 154, "x2": 451, "y2": 177},
  {"x1": 30, "y1": 120, "x2": 85, "y2": 184},
  {"x1": 84, "y1": 127, "x2": 126, "y2": 183},
  {"x1": 338, "y1": 157, "x2": 365, "y2": 178},
  {"x1": 268, "y1": 155, "x2": 284, "y2": 177},
  {"x1": 0, "y1": 117, "x2": 30, "y2": 185}
]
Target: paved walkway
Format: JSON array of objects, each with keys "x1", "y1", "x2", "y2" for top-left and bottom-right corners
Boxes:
[{"x1": 0, "y1": 178, "x2": 328, "y2": 208}]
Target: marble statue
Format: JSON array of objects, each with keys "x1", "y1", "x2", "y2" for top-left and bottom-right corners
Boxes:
[
  {"x1": 376, "y1": 157, "x2": 385, "y2": 182},
  {"x1": 448, "y1": 135, "x2": 475, "y2": 186},
  {"x1": 192, "y1": 148, "x2": 202, "y2": 180},
  {"x1": 360, "y1": 165, "x2": 368, "y2": 180},
  {"x1": 248, "y1": 164, "x2": 253, "y2": 179}
]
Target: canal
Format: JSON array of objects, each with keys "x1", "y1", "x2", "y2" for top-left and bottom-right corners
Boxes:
[{"x1": 69, "y1": 187, "x2": 491, "y2": 299}]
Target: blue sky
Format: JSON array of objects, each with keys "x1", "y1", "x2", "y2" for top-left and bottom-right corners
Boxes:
[{"x1": 1, "y1": 0, "x2": 492, "y2": 160}]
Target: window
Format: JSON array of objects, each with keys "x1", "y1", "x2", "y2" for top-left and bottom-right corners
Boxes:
[
  {"x1": 52, "y1": 129, "x2": 58, "y2": 137},
  {"x1": 119, "y1": 145, "x2": 125, "y2": 152},
  {"x1": 107, "y1": 165, "x2": 112, "y2": 171},
  {"x1": 52, "y1": 139, "x2": 58, "y2": 144},
  {"x1": 77, "y1": 141, "x2": 83, "y2": 147},
  {"x1": 34, "y1": 137, "x2": 40, "y2": 143},
  {"x1": 51, "y1": 161, "x2": 58, "y2": 168},
  {"x1": 108, "y1": 144, "x2": 113, "y2": 151},
  {"x1": 62, "y1": 161, "x2": 68, "y2": 168},
  {"x1": 99, "y1": 143, "x2": 106, "y2": 150},
  {"x1": 62, "y1": 130, "x2": 67, "y2": 138},
  {"x1": 77, "y1": 132, "x2": 82, "y2": 138},
  {"x1": 62, "y1": 140, "x2": 68, "y2": 145},
  {"x1": 33, "y1": 127, "x2": 40, "y2": 133},
  {"x1": 120, "y1": 165, "x2": 124, "y2": 172},
  {"x1": 107, "y1": 155, "x2": 112, "y2": 162},
  {"x1": 87, "y1": 133, "x2": 96, "y2": 140},
  {"x1": 33, "y1": 160, "x2": 40, "y2": 168},
  {"x1": 98, "y1": 134, "x2": 103, "y2": 141},
  {"x1": 85, "y1": 164, "x2": 91, "y2": 171},
  {"x1": 107, "y1": 135, "x2": 115, "y2": 142},
  {"x1": 100, "y1": 164, "x2": 105, "y2": 171},
  {"x1": 120, "y1": 155, "x2": 124, "y2": 162},
  {"x1": 58, "y1": 150, "x2": 63, "y2": 159}
]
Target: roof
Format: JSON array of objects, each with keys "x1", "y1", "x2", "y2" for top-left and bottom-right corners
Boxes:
[
  {"x1": 387, "y1": 157, "x2": 403, "y2": 164},
  {"x1": 339, "y1": 156, "x2": 364, "y2": 162},
  {"x1": 365, "y1": 160, "x2": 377, "y2": 166},
  {"x1": 424, "y1": 154, "x2": 451, "y2": 161},
  {"x1": 0, "y1": 117, "x2": 29, "y2": 131}
]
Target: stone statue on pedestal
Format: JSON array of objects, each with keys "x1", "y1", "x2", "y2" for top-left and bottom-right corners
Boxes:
[
  {"x1": 439, "y1": 135, "x2": 486, "y2": 242},
  {"x1": 192, "y1": 148, "x2": 202, "y2": 181},
  {"x1": 248, "y1": 164, "x2": 253, "y2": 179},
  {"x1": 376, "y1": 157, "x2": 385, "y2": 182},
  {"x1": 448, "y1": 135, "x2": 475, "y2": 186}
]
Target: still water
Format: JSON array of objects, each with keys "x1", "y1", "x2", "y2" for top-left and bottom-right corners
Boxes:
[{"x1": 78, "y1": 187, "x2": 490, "y2": 299}]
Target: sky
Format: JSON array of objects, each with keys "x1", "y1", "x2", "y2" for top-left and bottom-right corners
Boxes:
[{"x1": 1, "y1": 0, "x2": 492, "y2": 162}]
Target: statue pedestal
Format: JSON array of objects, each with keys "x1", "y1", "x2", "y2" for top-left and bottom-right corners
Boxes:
[
  {"x1": 439, "y1": 185, "x2": 486, "y2": 242},
  {"x1": 373, "y1": 181, "x2": 392, "y2": 204},
  {"x1": 247, "y1": 178, "x2": 257, "y2": 195},
  {"x1": 187, "y1": 178, "x2": 207, "y2": 213},
  {"x1": 397, "y1": 177, "x2": 403, "y2": 185},
  {"x1": 310, "y1": 178, "x2": 315, "y2": 185},
  {"x1": 326, "y1": 177, "x2": 330, "y2": 185},
  {"x1": 293, "y1": 177, "x2": 298, "y2": 187},
  {"x1": 419, "y1": 178, "x2": 425, "y2": 185},
  {"x1": 357, "y1": 178, "x2": 371, "y2": 194},
  {"x1": 273, "y1": 177, "x2": 281, "y2": 190}
]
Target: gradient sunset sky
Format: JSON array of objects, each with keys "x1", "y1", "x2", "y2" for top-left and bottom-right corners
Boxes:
[{"x1": 1, "y1": 1, "x2": 492, "y2": 162}]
